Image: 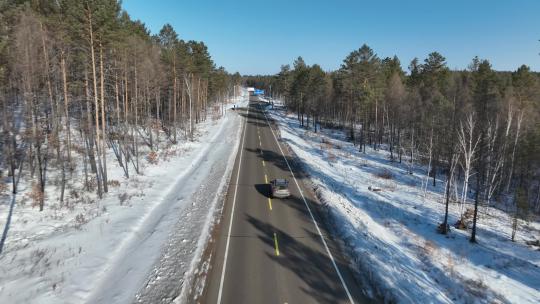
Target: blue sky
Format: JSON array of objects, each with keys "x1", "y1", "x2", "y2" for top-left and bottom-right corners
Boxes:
[{"x1": 122, "y1": 0, "x2": 540, "y2": 75}]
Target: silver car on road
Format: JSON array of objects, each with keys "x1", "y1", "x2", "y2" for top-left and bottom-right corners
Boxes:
[{"x1": 270, "y1": 179, "x2": 290, "y2": 198}]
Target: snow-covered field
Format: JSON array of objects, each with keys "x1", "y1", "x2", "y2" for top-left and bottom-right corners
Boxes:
[
  {"x1": 0, "y1": 92, "x2": 248, "y2": 303},
  {"x1": 267, "y1": 103, "x2": 540, "y2": 304}
]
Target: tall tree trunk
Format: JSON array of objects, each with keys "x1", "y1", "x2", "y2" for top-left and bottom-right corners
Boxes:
[
  {"x1": 172, "y1": 59, "x2": 177, "y2": 143},
  {"x1": 123, "y1": 65, "x2": 130, "y2": 177},
  {"x1": 196, "y1": 76, "x2": 201, "y2": 124},
  {"x1": 39, "y1": 22, "x2": 55, "y2": 207},
  {"x1": 99, "y1": 43, "x2": 108, "y2": 193},
  {"x1": 506, "y1": 111, "x2": 523, "y2": 192},
  {"x1": 423, "y1": 124, "x2": 434, "y2": 197},
  {"x1": 60, "y1": 50, "x2": 72, "y2": 164},
  {"x1": 87, "y1": 7, "x2": 104, "y2": 198},
  {"x1": 441, "y1": 152, "x2": 457, "y2": 234},
  {"x1": 84, "y1": 69, "x2": 98, "y2": 175},
  {"x1": 113, "y1": 70, "x2": 123, "y2": 166},
  {"x1": 133, "y1": 65, "x2": 140, "y2": 173}
]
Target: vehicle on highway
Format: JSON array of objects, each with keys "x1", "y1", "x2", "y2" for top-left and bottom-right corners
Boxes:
[{"x1": 270, "y1": 178, "x2": 290, "y2": 198}]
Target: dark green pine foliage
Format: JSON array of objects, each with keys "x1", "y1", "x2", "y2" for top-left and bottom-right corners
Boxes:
[{"x1": 244, "y1": 44, "x2": 540, "y2": 242}]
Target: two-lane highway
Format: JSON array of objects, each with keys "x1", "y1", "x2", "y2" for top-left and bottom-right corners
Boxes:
[{"x1": 202, "y1": 99, "x2": 371, "y2": 303}]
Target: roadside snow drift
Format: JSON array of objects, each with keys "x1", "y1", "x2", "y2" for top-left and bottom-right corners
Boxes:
[
  {"x1": 0, "y1": 93, "x2": 248, "y2": 303},
  {"x1": 268, "y1": 104, "x2": 540, "y2": 304}
]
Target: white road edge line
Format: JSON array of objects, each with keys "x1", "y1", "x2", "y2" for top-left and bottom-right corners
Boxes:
[
  {"x1": 217, "y1": 102, "x2": 250, "y2": 304},
  {"x1": 262, "y1": 107, "x2": 355, "y2": 304}
]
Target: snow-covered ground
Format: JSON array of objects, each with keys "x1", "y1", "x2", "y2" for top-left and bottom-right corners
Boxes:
[
  {"x1": 267, "y1": 102, "x2": 540, "y2": 304},
  {"x1": 0, "y1": 92, "x2": 248, "y2": 303}
]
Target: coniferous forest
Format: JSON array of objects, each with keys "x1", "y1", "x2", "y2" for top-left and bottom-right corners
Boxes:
[
  {"x1": 246, "y1": 45, "x2": 540, "y2": 241},
  {"x1": 1, "y1": 1, "x2": 540, "y2": 303},
  {"x1": 1, "y1": 0, "x2": 538, "y2": 244},
  {"x1": 0, "y1": 0, "x2": 240, "y2": 208}
]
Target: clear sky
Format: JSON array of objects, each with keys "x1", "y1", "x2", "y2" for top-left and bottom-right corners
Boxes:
[{"x1": 122, "y1": 0, "x2": 540, "y2": 75}]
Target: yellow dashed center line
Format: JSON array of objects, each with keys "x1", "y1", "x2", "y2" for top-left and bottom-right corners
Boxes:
[
  {"x1": 262, "y1": 160, "x2": 265, "y2": 167},
  {"x1": 268, "y1": 197, "x2": 273, "y2": 210},
  {"x1": 264, "y1": 174, "x2": 268, "y2": 183},
  {"x1": 273, "y1": 233, "x2": 280, "y2": 256}
]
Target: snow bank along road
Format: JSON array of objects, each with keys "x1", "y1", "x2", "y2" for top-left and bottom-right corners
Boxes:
[
  {"x1": 92, "y1": 103, "x2": 246, "y2": 303},
  {"x1": 0, "y1": 97, "x2": 246, "y2": 303},
  {"x1": 201, "y1": 99, "x2": 372, "y2": 304}
]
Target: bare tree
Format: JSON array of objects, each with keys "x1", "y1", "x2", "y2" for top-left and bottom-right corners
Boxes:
[{"x1": 457, "y1": 113, "x2": 480, "y2": 222}]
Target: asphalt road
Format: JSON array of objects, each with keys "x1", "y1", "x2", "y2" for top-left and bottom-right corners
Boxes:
[{"x1": 202, "y1": 99, "x2": 372, "y2": 304}]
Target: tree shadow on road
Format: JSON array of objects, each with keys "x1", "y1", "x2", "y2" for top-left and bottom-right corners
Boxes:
[
  {"x1": 244, "y1": 208, "x2": 373, "y2": 303},
  {"x1": 246, "y1": 148, "x2": 309, "y2": 180}
]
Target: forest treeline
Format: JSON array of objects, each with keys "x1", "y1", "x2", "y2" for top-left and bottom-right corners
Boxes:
[
  {"x1": 0, "y1": 1, "x2": 241, "y2": 209},
  {"x1": 246, "y1": 45, "x2": 540, "y2": 242}
]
